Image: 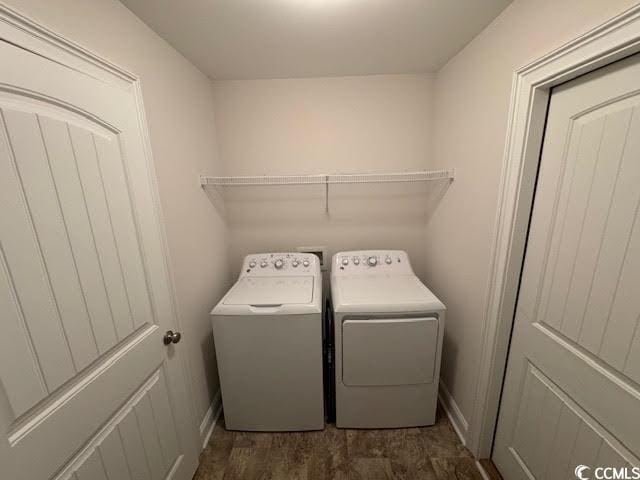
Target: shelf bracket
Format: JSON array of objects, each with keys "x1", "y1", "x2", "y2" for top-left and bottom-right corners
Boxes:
[{"x1": 325, "y1": 175, "x2": 329, "y2": 214}]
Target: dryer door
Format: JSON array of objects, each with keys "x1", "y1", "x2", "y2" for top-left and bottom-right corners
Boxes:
[{"x1": 342, "y1": 317, "x2": 438, "y2": 386}]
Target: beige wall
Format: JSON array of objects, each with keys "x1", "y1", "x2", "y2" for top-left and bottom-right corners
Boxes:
[
  {"x1": 5, "y1": 0, "x2": 231, "y2": 431},
  {"x1": 213, "y1": 74, "x2": 439, "y2": 280},
  {"x1": 427, "y1": 0, "x2": 639, "y2": 440}
]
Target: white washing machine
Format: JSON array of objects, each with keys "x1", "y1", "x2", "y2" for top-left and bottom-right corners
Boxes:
[
  {"x1": 211, "y1": 252, "x2": 324, "y2": 431},
  {"x1": 331, "y1": 250, "x2": 445, "y2": 428}
]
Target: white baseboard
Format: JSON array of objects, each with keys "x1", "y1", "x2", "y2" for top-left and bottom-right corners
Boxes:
[
  {"x1": 476, "y1": 461, "x2": 492, "y2": 480},
  {"x1": 199, "y1": 390, "x2": 222, "y2": 450},
  {"x1": 438, "y1": 379, "x2": 469, "y2": 446},
  {"x1": 200, "y1": 384, "x2": 466, "y2": 452}
]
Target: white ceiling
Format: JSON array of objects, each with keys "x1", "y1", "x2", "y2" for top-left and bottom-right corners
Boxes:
[{"x1": 121, "y1": 0, "x2": 512, "y2": 80}]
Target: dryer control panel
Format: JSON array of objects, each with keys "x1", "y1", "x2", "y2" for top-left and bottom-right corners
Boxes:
[
  {"x1": 240, "y1": 252, "x2": 320, "y2": 276},
  {"x1": 332, "y1": 250, "x2": 414, "y2": 275}
]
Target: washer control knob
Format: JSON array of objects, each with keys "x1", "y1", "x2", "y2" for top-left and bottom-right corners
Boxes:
[
  {"x1": 385, "y1": 256, "x2": 392, "y2": 264},
  {"x1": 353, "y1": 257, "x2": 360, "y2": 265},
  {"x1": 292, "y1": 260, "x2": 299, "y2": 267},
  {"x1": 342, "y1": 258, "x2": 349, "y2": 266},
  {"x1": 260, "y1": 261, "x2": 268, "y2": 268},
  {"x1": 367, "y1": 256, "x2": 377, "y2": 267},
  {"x1": 274, "y1": 259, "x2": 284, "y2": 269},
  {"x1": 302, "y1": 260, "x2": 310, "y2": 267},
  {"x1": 249, "y1": 261, "x2": 257, "y2": 268}
]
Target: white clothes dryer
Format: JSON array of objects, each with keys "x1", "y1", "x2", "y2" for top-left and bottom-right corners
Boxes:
[
  {"x1": 211, "y1": 253, "x2": 324, "y2": 431},
  {"x1": 331, "y1": 250, "x2": 445, "y2": 428}
]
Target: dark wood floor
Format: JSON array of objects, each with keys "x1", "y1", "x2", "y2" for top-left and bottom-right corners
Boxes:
[{"x1": 193, "y1": 407, "x2": 483, "y2": 479}]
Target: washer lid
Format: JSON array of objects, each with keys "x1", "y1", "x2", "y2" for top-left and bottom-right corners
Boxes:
[
  {"x1": 332, "y1": 275, "x2": 444, "y2": 313},
  {"x1": 223, "y1": 276, "x2": 314, "y2": 306}
]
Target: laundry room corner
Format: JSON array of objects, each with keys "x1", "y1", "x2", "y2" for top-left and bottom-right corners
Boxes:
[{"x1": 4, "y1": 0, "x2": 640, "y2": 478}]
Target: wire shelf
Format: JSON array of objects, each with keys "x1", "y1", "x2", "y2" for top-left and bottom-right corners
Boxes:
[
  {"x1": 327, "y1": 169, "x2": 454, "y2": 184},
  {"x1": 200, "y1": 169, "x2": 454, "y2": 214},
  {"x1": 200, "y1": 169, "x2": 454, "y2": 187},
  {"x1": 200, "y1": 174, "x2": 327, "y2": 186}
]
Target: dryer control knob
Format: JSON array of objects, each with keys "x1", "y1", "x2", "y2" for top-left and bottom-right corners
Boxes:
[
  {"x1": 342, "y1": 258, "x2": 349, "y2": 266},
  {"x1": 353, "y1": 257, "x2": 360, "y2": 265},
  {"x1": 292, "y1": 260, "x2": 299, "y2": 267},
  {"x1": 367, "y1": 256, "x2": 377, "y2": 267},
  {"x1": 385, "y1": 256, "x2": 392, "y2": 264},
  {"x1": 249, "y1": 261, "x2": 257, "y2": 268},
  {"x1": 302, "y1": 260, "x2": 310, "y2": 267},
  {"x1": 260, "y1": 261, "x2": 268, "y2": 268},
  {"x1": 274, "y1": 259, "x2": 284, "y2": 269}
]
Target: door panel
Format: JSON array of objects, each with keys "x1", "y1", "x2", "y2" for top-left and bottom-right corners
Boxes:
[
  {"x1": 0, "y1": 25, "x2": 197, "y2": 480},
  {"x1": 75, "y1": 451, "x2": 108, "y2": 480},
  {"x1": 39, "y1": 116, "x2": 125, "y2": 351},
  {"x1": 533, "y1": 102, "x2": 640, "y2": 376},
  {"x1": 0, "y1": 243, "x2": 49, "y2": 415},
  {"x1": 493, "y1": 53, "x2": 640, "y2": 477},
  {"x1": 342, "y1": 317, "x2": 438, "y2": 386},
  {"x1": 56, "y1": 369, "x2": 182, "y2": 480},
  {"x1": 0, "y1": 109, "x2": 77, "y2": 394},
  {"x1": 4, "y1": 108, "x2": 103, "y2": 373},
  {"x1": 511, "y1": 363, "x2": 631, "y2": 480}
]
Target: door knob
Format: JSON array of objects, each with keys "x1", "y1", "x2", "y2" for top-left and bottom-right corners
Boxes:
[{"x1": 163, "y1": 330, "x2": 182, "y2": 345}]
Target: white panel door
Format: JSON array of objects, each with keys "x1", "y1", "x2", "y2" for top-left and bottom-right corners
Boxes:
[
  {"x1": 493, "y1": 53, "x2": 640, "y2": 478},
  {"x1": 0, "y1": 33, "x2": 199, "y2": 480}
]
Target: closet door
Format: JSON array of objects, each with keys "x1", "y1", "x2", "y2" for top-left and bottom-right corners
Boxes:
[
  {"x1": 493, "y1": 53, "x2": 640, "y2": 478},
  {"x1": 0, "y1": 31, "x2": 198, "y2": 480}
]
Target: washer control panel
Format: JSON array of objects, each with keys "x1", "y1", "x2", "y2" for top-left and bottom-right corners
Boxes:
[
  {"x1": 241, "y1": 252, "x2": 319, "y2": 276},
  {"x1": 332, "y1": 250, "x2": 413, "y2": 275}
]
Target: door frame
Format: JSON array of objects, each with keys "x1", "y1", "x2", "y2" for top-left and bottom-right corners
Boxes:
[
  {"x1": 470, "y1": 4, "x2": 640, "y2": 458},
  {"x1": 0, "y1": 0, "x2": 199, "y2": 457}
]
